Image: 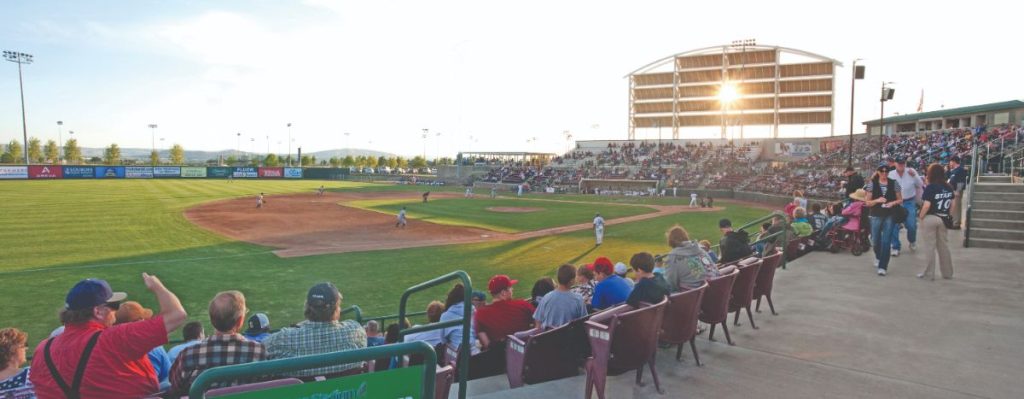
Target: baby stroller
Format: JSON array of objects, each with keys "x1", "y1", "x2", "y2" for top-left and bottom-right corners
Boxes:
[{"x1": 826, "y1": 210, "x2": 871, "y2": 256}]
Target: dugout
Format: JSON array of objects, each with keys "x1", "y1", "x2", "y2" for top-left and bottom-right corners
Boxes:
[{"x1": 579, "y1": 178, "x2": 660, "y2": 195}]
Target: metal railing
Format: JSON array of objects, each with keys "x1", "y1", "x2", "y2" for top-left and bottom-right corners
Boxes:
[
  {"x1": 398, "y1": 270, "x2": 473, "y2": 399},
  {"x1": 708, "y1": 210, "x2": 790, "y2": 268},
  {"x1": 188, "y1": 341, "x2": 438, "y2": 399}
]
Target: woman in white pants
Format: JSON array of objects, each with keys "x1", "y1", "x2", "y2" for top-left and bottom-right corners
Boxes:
[{"x1": 918, "y1": 163, "x2": 955, "y2": 280}]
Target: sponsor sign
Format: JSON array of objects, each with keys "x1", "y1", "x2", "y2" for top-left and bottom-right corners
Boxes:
[
  {"x1": 125, "y1": 166, "x2": 154, "y2": 179},
  {"x1": 153, "y1": 167, "x2": 181, "y2": 178},
  {"x1": 63, "y1": 166, "x2": 95, "y2": 179},
  {"x1": 303, "y1": 168, "x2": 350, "y2": 180},
  {"x1": 94, "y1": 166, "x2": 126, "y2": 178},
  {"x1": 207, "y1": 167, "x2": 233, "y2": 178},
  {"x1": 0, "y1": 166, "x2": 29, "y2": 179},
  {"x1": 181, "y1": 167, "x2": 208, "y2": 178},
  {"x1": 29, "y1": 165, "x2": 63, "y2": 179},
  {"x1": 258, "y1": 167, "x2": 284, "y2": 178},
  {"x1": 820, "y1": 139, "x2": 844, "y2": 153},
  {"x1": 224, "y1": 366, "x2": 423, "y2": 399},
  {"x1": 774, "y1": 142, "x2": 813, "y2": 157},
  {"x1": 284, "y1": 167, "x2": 303, "y2": 178},
  {"x1": 233, "y1": 167, "x2": 258, "y2": 178}
]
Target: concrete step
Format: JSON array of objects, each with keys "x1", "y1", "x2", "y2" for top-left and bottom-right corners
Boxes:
[
  {"x1": 970, "y1": 227, "x2": 1024, "y2": 241},
  {"x1": 978, "y1": 175, "x2": 1012, "y2": 183},
  {"x1": 971, "y1": 218, "x2": 1024, "y2": 230},
  {"x1": 973, "y1": 191, "x2": 1024, "y2": 202},
  {"x1": 973, "y1": 200, "x2": 1024, "y2": 212},
  {"x1": 971, "y1": 183, "x2": 1024, "y2": 193},
  {"x1": 971, "y1": 209, "x2": 1024, "y2": 220},
  {"x1": 968, "y1": 237, "x2": 1024, "y2": 250}
]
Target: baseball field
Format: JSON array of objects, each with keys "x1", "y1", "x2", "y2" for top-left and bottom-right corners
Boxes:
[{"x1": 0, "y1": 179, "x2": 770, "y2": 348}]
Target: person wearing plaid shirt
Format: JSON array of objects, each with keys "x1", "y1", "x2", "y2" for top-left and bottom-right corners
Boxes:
[
  {"x1": 263, "y1": 282, "x2": 367, "y2": 378},
  {"x1": 168, "y1": 291, "x2": 266, "y2": 396}
]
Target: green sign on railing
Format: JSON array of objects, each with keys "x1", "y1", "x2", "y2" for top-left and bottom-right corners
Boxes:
[{"x1": 220, "y1": 366, "x2": 424, "y2": 399}]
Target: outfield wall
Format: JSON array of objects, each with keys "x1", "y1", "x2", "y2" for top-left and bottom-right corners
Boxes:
[{"x1": 0, "y1": 166, "x2": 340, "y2": 180}]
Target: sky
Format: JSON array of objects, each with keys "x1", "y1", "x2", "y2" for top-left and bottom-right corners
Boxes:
[{"x1": 1, "y1": 0, "x2": 1021, "y2": 158}]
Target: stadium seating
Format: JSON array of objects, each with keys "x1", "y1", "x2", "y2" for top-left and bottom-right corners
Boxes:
[
  {"x1": 699, "y1": 269, "x2": 740, "y2": 345},
  {"x1": 505, "y1": 315, "x2": 591, "y2": 388},
  {"x1": 753, "y1": 251, "x2": 784, "y2": 315},
  {"x1": 658, "y1": 282, "x2": 708, "y2": 365},
  {"x1": 584, "y1": 298, "x2": 668, "y2": 399},
  {"x1": 728, "y1": 258, "x2": 764, "y2": 330}
]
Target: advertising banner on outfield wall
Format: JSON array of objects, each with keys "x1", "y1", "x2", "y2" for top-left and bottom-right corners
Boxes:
[
  {"x1": 29, "y1": 165, "x2": 63, "y2": 179},
  {"x1": 126, "y1": 167, "x2": 154, "y2": 179},
  {"x1": 62, "y1": 166, "x2": 95, "y2": 178},
  {"x1": 284, "y1": 167, "x2": 303, "y2": 178},
  {"x1": 0, "y1": 166, "x2": 29, "y2": 179},
  {"x1": 302, "y1": 168, "x2": 349, "y2": 180},
  {"x1": 181, "y1": 167, "x2": 208, "y2": 178},
  {"x1": 258, "y1": 167, "x2": 284, "y2": 178},
  {"x1": 94, "y1": 166, "x2": 125, "y2": 178},
  {"x1": 233, "y1": 167, "x2": 258, "y2": 178},
  {"x1": 207, "y1": 167, "x2": 233, "y2": 178},
  {"x1": 153, "y1": 167, "x2": 181, "y2": 178}
]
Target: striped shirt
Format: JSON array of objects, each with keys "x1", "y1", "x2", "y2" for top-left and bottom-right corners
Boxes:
[
  {"x1": 168, "y1": 334, "x2": 267, "y2": 396},
  {"x1": 263, "y1": 320, "x2": 367, "y2": 377}
]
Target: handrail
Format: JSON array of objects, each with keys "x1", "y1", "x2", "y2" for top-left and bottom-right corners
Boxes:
[
  {"x1": 964, "y1": 138, "x2": 981, "y2": 247},
  {"x1": 188, "y1": 341, "x2": 438, "y2": 399},
  {"x1": 339, "y1": 304, "x2": 363, "y2": 323},
  {"x1": 398, "y1": 270, "x2": 473, "y2": 399},
  {"x1": 708, "y1": 210, "x2": 789, "y2": 268}
]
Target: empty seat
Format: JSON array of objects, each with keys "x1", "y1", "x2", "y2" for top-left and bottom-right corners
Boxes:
[
  {"x1": 753, "y1": 251, "x2": 784, "y2": 315},
  {"x1": 698, "y1": 269, "x2": 740, "y2": 345},
  {"x1": 205, "y1": 378, "x2": 303, "y2": 397},
  {"x1": 728, "y1": 257, "x2": 764, "y2": 329},
  {"x1": 505, "y1": 315, "x2": 590, "y2": 388},
  {"x1": 435, "y1": 365, "x2": 455, "y2": 399},
  {"x1": 659, "y1": 282, "x2": 708, "y2": 365},
  {"x1": 444, "y1": 343, "x2": 505, "y2": 381},
  {"x1": 584, "y1": 298, "x2": 668, "y2": 399}
]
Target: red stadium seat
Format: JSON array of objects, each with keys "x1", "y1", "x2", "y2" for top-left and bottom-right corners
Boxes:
[
  {"x1": 754, "y1": 251, "x2": 784, "y2": 315},
  {"x1": 698, "y1": 269, "x2": 740, "y2": 345},
  {"x1": 659, "y1": 282, "x2": 708, "y2": 365},
  {"x1": 728, "y1": 257, "x2": 764, "y2": 330},
  {"x1": 584, "y1": 298, "x2": 668, "y2": 399},
  {"x1": 505, "y1": 315, "x2": 591, "y2": 388}
]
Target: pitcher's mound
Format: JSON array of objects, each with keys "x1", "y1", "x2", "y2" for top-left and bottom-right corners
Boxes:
[{"x1": 486, "y1": 207, "x2": 544, "y2": 213}]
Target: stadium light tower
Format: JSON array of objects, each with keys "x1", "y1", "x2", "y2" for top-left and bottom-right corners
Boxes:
[
  {"x1": 422, "y1": 128, "x2": 428, "y2": 161},
  {"x1": 286, "y1": 123, "x2": 293, "y2": 166},
  {"x1": 344, "y1": 132, "x2": 350, "y2": 156},
  {"x1": 236, "y1": 132, "x2": 242, "y2": 162},
  {"x1": 148, "y1": 124, "x2": 158, "y2": 157},
  {"x1": 848, "y1": 59, "x2": 865, "y2": 168},
  {"x1": 4, "y1": 50, "x2": 33, "y2": 165},
  {"x1": 879, "y1": 82, "x2": 895, "y2": 162},
  {"x1": 57, "y1": 121, "x2": 64, "y2": 163}
]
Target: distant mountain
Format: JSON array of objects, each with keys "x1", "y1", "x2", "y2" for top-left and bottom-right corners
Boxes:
[{"x1": 78, "y1": 147, "x2": 397, "y2": 163}]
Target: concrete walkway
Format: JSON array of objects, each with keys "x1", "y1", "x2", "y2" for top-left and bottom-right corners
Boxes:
[{"x1": 457, "y1": 230, "x2": 1024, "y2": 398}]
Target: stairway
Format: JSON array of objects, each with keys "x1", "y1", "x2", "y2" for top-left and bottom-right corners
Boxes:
[{"x1": 967, "y1": 175, "x2": 1024, "y2": 250}]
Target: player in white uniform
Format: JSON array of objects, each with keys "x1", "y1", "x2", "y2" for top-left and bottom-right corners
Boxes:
[
  {"x1": 465, "y1": 187, "x2": 473, "y2": 198},
  {"x1": 593, "y1": 213, "x2": 605, "y2": 246},
  {"x1": 490, "y1": 186, "x2": 497, "y2": 199},
  {"x1": 257, "y1": 193, "x2": 264, "y2": 208},
  {"x1": 517, "y1": 184, "x2": 523, "y2": 197},
  {"x1": 396, "y1": 207, "x2": 407, "y2": 228},
  {"x1": 317, "y1": 185, "x2": 325, "y2": 196},
  {"x1": 689, "y1": 192, "x2": 698, "y2": 208}
]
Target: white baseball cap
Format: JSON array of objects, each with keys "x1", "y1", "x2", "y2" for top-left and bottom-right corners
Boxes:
[{"x1": 614, "y1": 262, "x2": 628, "y2": 275}]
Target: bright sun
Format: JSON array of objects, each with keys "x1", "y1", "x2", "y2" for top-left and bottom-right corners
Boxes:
[{"x1": 718, "y1": 83, "x2": 739, "y2": 104}]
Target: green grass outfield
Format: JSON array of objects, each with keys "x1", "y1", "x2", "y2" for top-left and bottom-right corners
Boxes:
[
  {"x1": 349, "y1": 197, "x2": 656, "y2": 233},
  {"x1": 0, "y1": 179, "x2": 769, "y2": 350}
]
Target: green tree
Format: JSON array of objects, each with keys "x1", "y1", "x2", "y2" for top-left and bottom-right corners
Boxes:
[
  {"x1": 170, "y1": 144, "x2": 185, "y2": 165},
  {"x1": 396, "y1": 156, "x2": 408, "y2": 169},
  {"x1": 311, "y1": 155, "x2": 317, "y2": 165},
  {"x1": 320, "y1": 159, "x2": 327, "y2": 166},
  {"x1": 64, "y1": 139, "x2": 82, "y2": 164},
  {"x1": 226, "y1": 155, "x2": 238, "y2": 166},
  {"x1": 342, "y1": 155, "x2": 355, "y2": 167},
  {"x1": 28, "y1": 137, "x2": 43, "y2": 163},
  {"x1": 6, "y1": 140, "x2": 23, "y2": 163},
  {"x1": 264, "y1": 153, "x2": 280, "y2": 167},
  {"x1": 387, "y1": 157, "x2": 398, "y2": 169},
  {"x1": 44, "y1": 140, "x2": 59, "y2": 163},
  {"x1": 0, "y1": 153, "x2": 12, "y2": 163},
  {"x1": 366, "y1": 156, "x2": 378, "y2": 168},
  {"x1": 377, "y1": 156, "x2": 388, "y2": 168},
  {"x1": 89, "y1": 156, "x2": 102, "y2": 164},
  {"x1": 410, "y1": 155, "x2": 427, "y2": 168},
  {"x1": 301, "y1": 155, "x2": 313, "y2": 166},
  {"x1": 354, "y1": 156, "x2": 366, "y2": 168},
  {"x1": 104, "y1": 144, "x2": 121, "y2": 165},
  {"x1": 329, "y1": 156, "x2": 340, "y2": 167}
]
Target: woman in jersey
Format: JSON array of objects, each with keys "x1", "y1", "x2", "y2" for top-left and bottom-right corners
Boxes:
[{"x1": 918, "y1": 163, "x2": 955, "y2": 280}]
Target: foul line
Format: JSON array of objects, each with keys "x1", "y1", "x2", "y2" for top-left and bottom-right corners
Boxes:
[{"x1": 0, "y1": 250, "x2": 276, "y2": 276}]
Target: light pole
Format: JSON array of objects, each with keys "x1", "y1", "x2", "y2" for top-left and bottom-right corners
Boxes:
[
  {"x1": 422, "y1": 128, "x2": 428, "y2": 161},
  {"x1": 435, "y1": 131, "x2": 441, "y2": 163},
  {"x1": 4, "y1": 50, "x2": 33, "y2": 165},
  {"x1": 287, "y1": 123, "x2": 293, "y2": 166},
  {"x1": 250, "y1": 137, "x2": 256, "y2": 165},
  {"x1": 344, "y1": 132, "x2": 350, "y2": 156},
  {"x1": 879, "y1": 82, "x2": 895, "y2": 162},
  {"x1": 848, "y1": 59, "x2": 865, "y2": 168},
  {"x1": 57, "y1": 121, "x2": 63, "y2": 163},
  {"x1": 236, "y1": 132, "x2": 241, "y2": 163},
  {"x1": 563, "y1": 130, "x2": 572, "y2": 154},
  {"x1": 148, "y1": 124, "x2": 158, "y2": 160}
]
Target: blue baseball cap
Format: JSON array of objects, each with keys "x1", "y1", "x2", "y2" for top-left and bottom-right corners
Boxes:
[{"x1": 65, "y1": 279, "x2": 127, "y2": 311}]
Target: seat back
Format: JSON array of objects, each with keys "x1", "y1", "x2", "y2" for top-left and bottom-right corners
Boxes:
[
  {"x1": 659, "y1": 283, "x2": 707, "y2": 344},
  {"x1": 435, "y1": 365, "x2": 455, "y2": 399},
  {"x1": 585, "y1": 298, "x2": 667, "y2": 374},
  {"x1": 729, "y1": 259, "x2": 763, "y2": 311},
  {"x1": 206, "y1": 378, "x2": 303, "y2": 397},
  {"x1": 753, "y1": 251, "x2": 783, "y2": 299},
  {"x1": 506, "y1": 315, "x2": 590, "y2": 387},
  {"x1": 698, "y1": 269, "x2": 739, "y2": 324}
]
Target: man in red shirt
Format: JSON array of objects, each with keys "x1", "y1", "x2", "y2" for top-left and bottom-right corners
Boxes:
[
  {"x1": 30, "y1": 274, "x2": 187, "y2": 399},
  {"x1": 474, "y1": 275, "x2": 535, "y2": 351}
]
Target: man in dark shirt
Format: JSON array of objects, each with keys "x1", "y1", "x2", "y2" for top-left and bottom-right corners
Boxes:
[
  {"x1": 945, "y1": 156, "x2": 966, "y2": 229},
  {"x1": 718, "y1": 219, "x2": 753, "y2": 264},
  {"x1": 843, "y1": 167, "x2": 865, "y2": 203},
  {"x1": 626, "y1": 252, "x2": 670, "y2": 308}
]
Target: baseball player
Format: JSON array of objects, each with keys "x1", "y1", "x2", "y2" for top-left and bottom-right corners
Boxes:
[
  {"x1": 593, "y1": 212, "x2": 605, "y2": 246},
  {"x1": 689, "y1": 192, "x2": 698, "y2": 208},
  {"x1": 465, "y1": 187, "x2": 473, "y2": 198},
  {"x1": 517, "y1": 184, "x2": 523, "y2": 197},
  {"x1": 396, "y1": 206, "x2": 408, "y2": 228},
  {"x1": 256, "y1": 192, "x2": 264, "y2": 208},
  {"x1": 317, "y1": 185, "x2": 326, "y2": 196},
  {"x1": 490, "y1": 186, "x2": 497, "y2": 199},
  {"x1": 422, "y1": 191, "x2": 430, "y2": 203}
]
